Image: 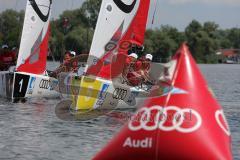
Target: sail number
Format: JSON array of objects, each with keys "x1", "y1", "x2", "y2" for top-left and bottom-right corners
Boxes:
[{"x1": 19, "y1": 79, "x2": 23, "y2": 93}]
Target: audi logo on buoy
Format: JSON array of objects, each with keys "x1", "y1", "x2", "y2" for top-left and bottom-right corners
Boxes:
[
  {"x1": 39, "y1": 79, "x2": 50, "y2": 89},
  {"x1": 128, "y1": 106, "x2": 202, "y2": 133},
  {"x1": 113, "y1": 88, "x2": 127, "y2": 100}
]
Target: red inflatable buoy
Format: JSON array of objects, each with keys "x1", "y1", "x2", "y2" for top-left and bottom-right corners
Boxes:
[{"x1": 93, "y1": 43, "x2": 232, "y2": 160}]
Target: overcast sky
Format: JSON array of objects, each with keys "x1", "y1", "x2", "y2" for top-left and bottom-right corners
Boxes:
[{"x1": 0, "y1": 0, "x2": 239, "y2": 31}]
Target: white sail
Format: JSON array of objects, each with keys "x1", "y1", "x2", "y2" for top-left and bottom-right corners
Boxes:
[
  {"x1": 16, "y1": 0, "x2": 52, "y2": 75},
  {"x1": 87, "y1": 0, "x2": 141, "y2": 68}
]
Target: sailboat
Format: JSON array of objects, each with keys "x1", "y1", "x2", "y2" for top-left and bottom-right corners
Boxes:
[
  {"x1": 0, "y1": 0, "x2": 60, "y2": 101},
  {"x1": 58, "y1": 0, "x2": 177, "y2": 111}
]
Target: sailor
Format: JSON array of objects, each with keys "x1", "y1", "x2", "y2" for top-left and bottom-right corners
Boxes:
[
  {"x1": 70, "y1": 51, "x2": 78, "y2": 72},
  {"x1": 0, "y1": 45, "x2": 16, "y2": 71},
  {"x1": 49, "y1": 51, "x2": 73, "y2": 78},
  {"x1": 143, "y1": 54, "x2": 153, "y2": 72},
  {"x1": 123, "y1": 53, "x2": 137, "y2": 79},
  {"x1": 123, "y1": 53, "x2": 142, "y2": 86},
  {"x1": 141, "y1": 54, "x2": 153, "y2": 84},
  {"x1": 63, "y1": 51, "x2": 72, "y2": 65}
]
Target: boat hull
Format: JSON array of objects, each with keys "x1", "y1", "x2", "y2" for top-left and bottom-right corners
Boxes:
[
  {"x1": 0, "y1": 71, "x2": 60, "y2": 100},
  {"x1": 58, "y1": 73, "x2": 149, "y2": 111},
  {"x1": 57, "y1": 60, "x2": 177, "y2": 111}
]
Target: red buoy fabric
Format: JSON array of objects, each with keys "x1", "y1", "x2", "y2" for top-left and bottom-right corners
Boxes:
[{"x1": 93, "y1": 43, "x2": 232, "y2": 160}]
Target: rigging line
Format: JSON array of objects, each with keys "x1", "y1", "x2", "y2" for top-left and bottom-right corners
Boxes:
[
  {"x1": 68, "y1": 0, "x2": 74, "y2": 10},
  {"x1": 49, "y1": 48, "x2": 56, "y2": 63},
  {"x1": 151, "y1": 0, "x2": 158, "y2": 29},
  {"x1": 15, "y1": 0, "x2": 19, "y2": 10},
  {"x1": 71, "y1": 0, "x2": 74, "y2": 10}
]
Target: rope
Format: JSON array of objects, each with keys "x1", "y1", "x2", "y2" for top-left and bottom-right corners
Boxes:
[
  {"x1": 151, "y1": 0, "x2": 158, "y2": 29},
  {"x1": 15, "y1": 0, "x2": 19, "y2": 10}
]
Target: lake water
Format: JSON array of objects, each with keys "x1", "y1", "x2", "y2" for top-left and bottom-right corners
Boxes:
[{"x1": 0, "y1": 64, "x2": 239, "y2": 160}]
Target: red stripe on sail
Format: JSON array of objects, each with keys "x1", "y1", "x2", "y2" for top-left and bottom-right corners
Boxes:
[
  {"x1": 16, "y1": 26, "x2": 50, "y2": 75},
  {"x1": 120, "y1": 0, "x2": 150, "y2": 47}
]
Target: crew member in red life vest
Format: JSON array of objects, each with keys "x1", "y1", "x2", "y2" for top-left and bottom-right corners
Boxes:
[
  {"x1": 123, "y1": 53, "x2": 142, "y2": 86},
  {"x1": 0, "y1": 45, "x2": 16, "y2": 71},
  {"x1": 141, "y1": 53, "x2": 153, "y2": 84},
  {"x1": 123, "y1": 53, "x2": 137, "y2": 79}
]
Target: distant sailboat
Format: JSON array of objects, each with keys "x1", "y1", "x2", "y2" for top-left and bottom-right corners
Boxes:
[{"x1": 0, "y1": 0, "x2": 60, "y2": 101}]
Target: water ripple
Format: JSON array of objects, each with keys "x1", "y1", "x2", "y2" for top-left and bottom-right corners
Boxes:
[{"x1": 0, "y1": 64, "x2": 239, "y2": 160}]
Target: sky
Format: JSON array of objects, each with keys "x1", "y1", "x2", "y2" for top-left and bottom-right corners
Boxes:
[{"x1": 0, "y1": 0, "x2": 240, "y2": 31}]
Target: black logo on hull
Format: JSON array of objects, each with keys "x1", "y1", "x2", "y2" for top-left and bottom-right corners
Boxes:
[
  {"x1": 29, "y1": 0, "x2": 52, "y2": 22},
  {"x1": 113, "y1": 88, "x2": 127, "y2": 100},
  {"x1": 113, "y1": 0, "x2": 137, "y2": 13},
  {"x1": 39, "y1": 79, "x2": 50, "y2": 89}
]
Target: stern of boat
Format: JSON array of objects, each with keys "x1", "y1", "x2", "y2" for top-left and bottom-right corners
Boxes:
[{"x1": 0, "y1": 71, "x2": 14, "y2": 99}]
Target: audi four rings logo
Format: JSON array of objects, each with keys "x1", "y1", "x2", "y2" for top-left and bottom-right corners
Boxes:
[
  {"x1": 215, "y1": 110, "x2": 231, "y2": 136},
  {"x1": 113, "y1": 88, "x2": 127, "y2": 100},
  {"x1": 39, "y1": 79, "x2": 50, "y2": 89},
  {"x1": 128, "y1": 106, "x2": 202, "y2": 133}
]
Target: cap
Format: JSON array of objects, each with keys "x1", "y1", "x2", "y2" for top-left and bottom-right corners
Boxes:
[
  {"x1": 2, "y1": 44, "x2": 8, "y2": 49},
  {"x1": 145, "y1": 54, "x2": 153, "y2": 61},
  {"x1": 129, "y1": 53, "x2": 138, "y2": 59},
  {"x1": 70, "y1": 51, "x2": 76, "y2": 57}
]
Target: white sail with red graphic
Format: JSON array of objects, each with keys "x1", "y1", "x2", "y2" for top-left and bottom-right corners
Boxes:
[
  {"x1": 16, "y1": 0, "x2": 52, "y2": 75},
  {"x1": 93, "y1": 43, "x2": 233, "y2": 160},
  {"x1": 86, "y1": 0, "x2": 150, "y2": 79}
]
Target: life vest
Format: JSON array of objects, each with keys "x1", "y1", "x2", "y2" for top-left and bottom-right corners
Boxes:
[
  {"x1": 142, "y1": 61, "x2": 150, "y2": 72},
  {"x1": 0, "y1": 51, "x2": 16, "y2": 65},
  {"x1": 124, "y1": 58, "x2": 143, "y2": 86},
  {"x1": 134, "y1": 60, "x2": 142, "y2": 72}
]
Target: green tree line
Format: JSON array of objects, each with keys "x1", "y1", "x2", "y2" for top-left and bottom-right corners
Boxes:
[{"x1": 0, "y1": 0, "x2": 240, "y2": 63}]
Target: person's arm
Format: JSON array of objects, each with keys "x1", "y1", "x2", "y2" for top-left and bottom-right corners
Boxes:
[{"x1": 142, "y1": 69, "x2": 155, "y2": 85}]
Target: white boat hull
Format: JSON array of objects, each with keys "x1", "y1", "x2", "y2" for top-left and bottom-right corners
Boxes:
[
  {"x1": 58, "y1": 73, "x2": 149, "y2": 111},
  {"x1": 0, "y1": 71, "x2": 60, "y2": 100}
]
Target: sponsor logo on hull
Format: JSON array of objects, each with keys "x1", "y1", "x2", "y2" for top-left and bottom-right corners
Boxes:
[
  {"x1": 39, "y1": 78, "x2": 56, "y2": 91},
  {"x1": 27, "y1": 77, "x2": 36, "y2": 94},
  {"x1": 39, "y1": 79, "x2": 50, "y2": 90},
  {"x1": 95, "y1": 84, "x2": 110, "y2": 109},
  {"x1": 113, "y1": 88, "x2": 127, "y2": 100}
]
